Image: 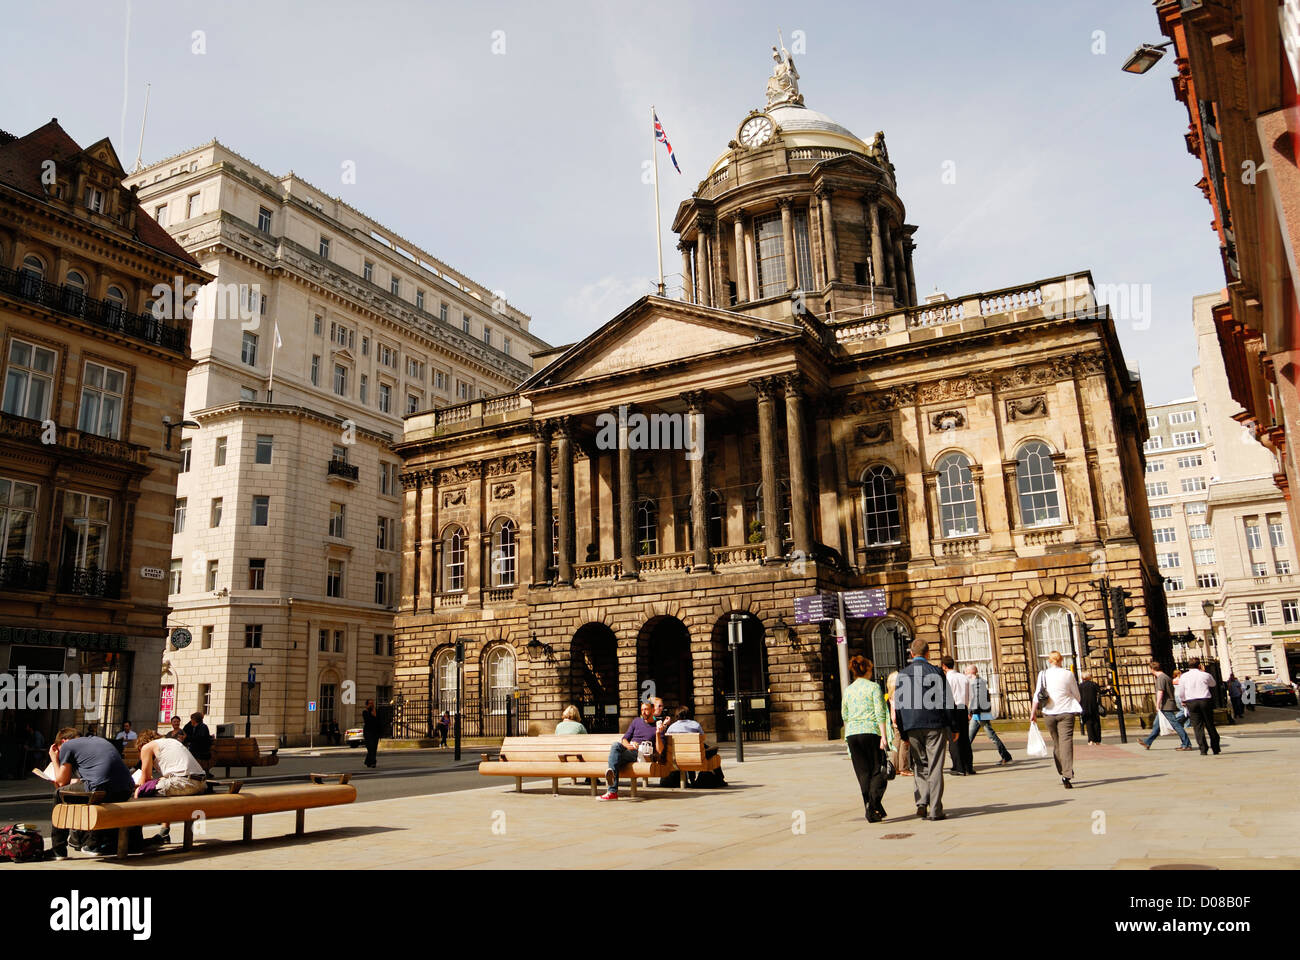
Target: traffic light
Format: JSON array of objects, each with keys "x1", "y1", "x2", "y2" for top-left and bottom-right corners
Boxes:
[
  {"x1": 1110, "y1": 585, "x2": 1137, "y2": 637},
  {"x1": 1078, "y1": 621, "x2": 1094, "y2": 658},
  {"x1": 455, "y1": 639, "x2": 465, "y2": 663}
]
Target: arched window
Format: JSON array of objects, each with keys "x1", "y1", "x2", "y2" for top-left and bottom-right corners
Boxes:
[
  {"x1": 490, "y1": 517, "x2": 516, "y2": 587},
  {"x1": 62, "y1": 270, "x2": 87, "y2": 314},
  {"x1": 708, "y1": 490, "x2": 725, "y2": 548},
  {"x1": 951, "y1": 610, "x2": 993, "y2": 674},
  {"x1": 485, "y1": 646, "x2": 516, "y2": 713},
  {"x1": 636, "y1": 500, "x2": 658, "y2": 555},
  {"x1": 1016, "y1": 441, "x2": 1063, "y2": 526},
  {"x1": 936, "y1": 453, "x2": 978, "y2": 537},
  {"x1": 65, "y1": 270, "x2": 86, "y2": 291},
  {"x1": 442, "y1": 526, "x2": 466, "y2": 593},
  {"x1": 755, "y1": 481, "x2": 793, "y2": 546},
  {"x1": 1031, "y1": 603, "x2": 1075, "y2": 675},
  {"x1": 869, "y1": 617, "x2": 909, "y2": 677},
  {"x1": 861, "y1": 464, "x2": 901, "y2": 545},
  {"x1": 105, "y1": 285, "x2": 126, "y2": 306},
  {"x1": 434, "y1": 648, "x2": 458, "y2": 710},
  {"x1": 20, "y1": 255, "x2": 45, "y2": 279},
  {"x1": 18, "y1": 255, "x2": 44, "y2": 298}
]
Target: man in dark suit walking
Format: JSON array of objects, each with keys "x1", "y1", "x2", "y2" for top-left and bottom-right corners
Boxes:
[
  {"x1": 1078, "y1": 672, "x2": 1103, "y2": 745},
  {"x1": 893, "y1": 637, "x2": 957, "y2": 821},
  {"x1": 362, "y1": 699, "x2": 381, "y2": 769}
]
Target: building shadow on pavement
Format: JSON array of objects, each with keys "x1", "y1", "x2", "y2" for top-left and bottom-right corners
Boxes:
[{"x1": 936, "y1": 799, "x2": 1072, "y2": 819}]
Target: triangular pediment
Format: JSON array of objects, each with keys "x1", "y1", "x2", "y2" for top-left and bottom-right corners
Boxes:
[
  {"x1": 82, "y1": 138, "x2": 126, "y2": 178},
  {"x1": 524, "y1": 296, "x2": 799, "y2": 389}
]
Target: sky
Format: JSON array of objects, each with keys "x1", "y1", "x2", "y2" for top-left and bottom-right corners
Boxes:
[{"x1": 0, "y1": 0, "x2": 1223, "y2": 403}]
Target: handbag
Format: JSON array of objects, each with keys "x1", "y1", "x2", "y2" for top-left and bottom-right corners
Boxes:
[
  {"x1": 1035, "y1": 672, "x2": 1051, "y2": 708},
  {"x1": 882, "y1": 749, "x2": 897, "y2": 781}
]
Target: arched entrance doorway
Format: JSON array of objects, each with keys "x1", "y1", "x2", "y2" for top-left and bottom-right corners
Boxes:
[
  {"x1": 637, "y1": 616, "x2": 693, "y2": 716},
  {"x1": 571, "y1": 623, "x2": 620, "y2": 732},
  {"x1": 710, "y1": 613, "x2": 770, "y2": 741}
]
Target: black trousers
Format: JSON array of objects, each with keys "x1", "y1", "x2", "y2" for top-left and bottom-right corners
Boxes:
[
  {"x1": 51, "y1": 786, "x2": 136, "y2": 854},
  {"x1": 948, "y1": 710, "x2": 974, "y2": 772},
  {"x1": 364, "y1": 737, "x2": 378, "y2": 767},
  {"x1": 846, "y1": 733, "x2": 887, "y2": 816},
  {"x1": 1082, "y1": 712, "x2": 1102, "y2": 744},
  {"x1": 1185, "y1": 698, "x2": 1221, "y2": 754}
]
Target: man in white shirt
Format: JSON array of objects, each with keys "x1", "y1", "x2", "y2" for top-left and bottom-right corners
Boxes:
[
  {"x1": 1179, "y1": 659, "x2": 1221, "y2": 755},
  {"x1": 940, "y1": 656, "x2": 975, "y2": 775},
  {"x1": 114, "y1": 721, "x2": 137, "y2": 746}
]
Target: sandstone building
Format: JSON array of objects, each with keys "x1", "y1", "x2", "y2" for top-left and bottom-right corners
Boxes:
[
  {"x1": 392, "y1": 54, "x2": 1172, "y2": 740},
  {"x1": 124, "y1": 144, "x2": 548, "y2": 744},
  {"x1": 0, "y1": 120, "x2": 209, "y2": 740}
]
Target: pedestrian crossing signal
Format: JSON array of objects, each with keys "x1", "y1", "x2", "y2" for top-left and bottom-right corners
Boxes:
[
  {"x1": 1110, "y1": 586, "x2": 1137, "y2": 637},
  {"x1": 1078, "y1": 621, "x2": 1094, "y2": 658}
]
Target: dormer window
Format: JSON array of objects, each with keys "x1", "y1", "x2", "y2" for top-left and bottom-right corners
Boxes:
[{"x1": 85, "y1": 187, "x2": 104, "y2": 213}]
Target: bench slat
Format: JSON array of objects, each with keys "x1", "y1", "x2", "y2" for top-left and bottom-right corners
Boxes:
[{"x1": 52, "y1": 783, "x2": 355, "y2": 830}]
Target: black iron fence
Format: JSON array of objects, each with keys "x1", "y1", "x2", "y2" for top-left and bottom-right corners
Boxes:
[
  {"x1": 390, "y1": 690, "x2": 530, "y2": 739},
  {"x1": 980, "y1": 659, "x2": 1159, "y2": 723},
  {"x1": 57, "y1": 565, "x2": 122, "y2": 599},
  {"x1": 0, "y1": 558, "x2": 48, "y2": 591},
  {"x1": 714, "y1": 689, "x2": 772, "y2": 742},
  {"x1": 575, "y1": 700, "x2": 621, "y2": 733}
]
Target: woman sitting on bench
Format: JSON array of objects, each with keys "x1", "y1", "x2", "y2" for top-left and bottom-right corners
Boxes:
[{"x1": 133, "y1": 729, "x2": 207, "y2": 846}]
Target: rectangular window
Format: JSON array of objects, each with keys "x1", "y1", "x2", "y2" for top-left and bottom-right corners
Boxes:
[
  {"x1": 78, "y1": 361, "x2": 126, "y2": 439},
  {"x1": 1163, "y1": 577, "x2": 1184, "y2": 592},
  {"x1": 319, "y1": 629, "x2": 329, "y2": 652},
  {"x1": 3, "y1": 339, "x2": 57, "y2": 420},
  {"x1": 255, "y1": 435, "x2": 273, "y2": 464},
  {"x1": 1284, "y1": 600, "x2": 1299, "y2": 625},
  {"x1": 1246, "y1": 524, "x2": 1263, "y2": 549},
  {"x1": 310, "y1": 355, "x2": 320, "y2": 386},
  {"x1": 1248, "y1": 602, "x2": 1267, "y2": 626},
  {"x1": 1193, "y1": 548, "x2": 1216, "y2": 565},
  {"x1": 1195, "y1": 573, "x2": 1219, "y2": 589},
  {"x1": 210, "y1": 497, "x2": 223, "y2": 528},
  {"x1": 173, "y1": 498, "x2": 187, "y2": 534},
  {"x1": 333, "y1": 364, "x2": 348, "y2": 397},
  {"x1": 1157, "y1": 552, "x2": 1180, "y2": 568},
  {"x1": 378, "y1": 383, "x2": 391, "y2": 413},
  {"x1": 440, "y1": 303, "x2": 448, "y2": 323},
  {"x1": 406, "y1": 358, "x2": 424, "y2": 380},
  {"x1": 313, "y1": 315, "x2": 323, "y2": 336},
  {"x1": 154, "y1": 204, "x2": 168, "y2": 227},
  {"x1": 503, "y1": 336, "x2": 511, "y2": 357},
  {"x1": 1145, "y1": 461, "x2": 1165, "y2": 474},
  {"x1": 1277, "y1": 559, "x2": 1293, "y2": 575},
  {"x1": 1167, "y1": 603, "x2": 1187, "y2": 619},
  {"x1": 434, "y1": 370, "x2": 447, "y2": 391},
  {"x1": 319, "y1": 237, "x2": 331, "y2": 259},
  {"x1": 390, "y1": 276, "x2": 400, "y2": 296},
  {"x1": 380, "y1": 462, "x2": 397, "y2": 496},
  {"x1": 1180, "y1": 477, "x2": 1207, "y2": 493},
  {"x1": 406, "y1": 393, "x2": 419, "y2": 415},
  {"x1": 1188, "y1": 524, "x2": 1211, "y2": 540},
  {"x1": 374, "y1": 571, "x2": 391, "y2": 606},
  {"x1": 244, "y1": 624, "x2": 262, "y2": 648},
  {"x1": 374, "y1": 633, "x2": 384, "y2": 656},
  {"x1": 360, "y1": 375, "x2": 368, "y2": 404},
  {"x1": 186, "y1": 193, "x2": 200, "y2": 218},
  {"x1": 179, "y1": 439, "x2": 191, "y2": 473},
  {"x1": 1270, "y1": 521, "x2": 1286, "y2": 548},
  {"x1": 1169, "y1": 410, "x2": 1197, "y2": 424},
  {"x1": 248, "y1": 558, "x2": 265, "y2": 590},
  {"x1": 754, "y1": 212, "x2": 785, "y2": 298},
  {"x1": 416, "y1": 290, "x2": 425, "y2": 311},
  {"x1": 462, "y1": 315, "x2": 472, "y2": 334},
  {"x1": 201, "y1": 626, "x2": 213, "y2": 650},
  {"x1": 205, "y1": 559, "x2": 219, "y2": 592},
  {"x1": 1144, "y1": 437, "x2": 1163, "y2": 451},
  {"x1": 457, "y1": 380, "x2": 471, "y2": 400},
  {"x1": 377, "y1": 516, "x2": 394, "y2": 550},
  {"x1": 1253, "y1": 561, "x2": 1269, "y2": 577},
  {"x1": 251, "y1": 495, "x2": 269, "y2": 526},
  {"x1": 483, "y1": 326, "x2": 491, "y2": 346},
  {"x1": 1149, "y1": 504, "x2": 1173, "y2": 519},
  {"x1": 0, "y1": 477, "x2": 37, "y2": 562},
  {"x1": 1147, "y1": 415, "x2": 1159, "y2": 429},
  {"x1": 329, "y1": 502, "x2": 345, "y2": 539},
  {"x1": 1185, "y1": 501, "x2": 1207, "y2": 516},
  {"x1": 1176, "y1": 454, "x2": 1203, "y2": 468},
  {"x1": 363, "y1": 261, "x2": 374, "y2": 283},
  {"x1": 326, "y1": 559, "x2": 343, "y2": 598},
  {"x1": 257, "y1": 206, "x2": 272, "y2": 233},
  {"x1": 361, "y1": 336, "x2": 369, "y2": 356},
  {"x1": 169, "y1": 558, "x2": 182, "y2": 594},
  {"x1": 240, "y1": 386, "x2": 257, "y2": 402},
  {"x1": 85, "y1": 187, "x2": 104, "y2": 212},
  {"x1": 1146, "y1": 481, "x2": 1169, "y2": 497},
  {"x1": 199, "y1": 684, "x2": 210, "y2": 714},
  {"x1": 214, "y1": 436, "x2": 227, "y2": 466},
  {"x1": 1153, "y1": 527, "x2": 1176, "y2": 543},
  {"x1": 792, "y1": 210, "x2": 814, "y2": 292},
  {"x1": 60, "y1": 491, "x2": 111, "y2": 570},
  {"x1": 1172, "y1": 431, "x2": 1201, "y2": 447},
  {"x1": 333, "y1": 630, "x2": 344, "y2": 653},
  {"x1": 241, "y1": 332, "x2": 258, "y2": 367}
]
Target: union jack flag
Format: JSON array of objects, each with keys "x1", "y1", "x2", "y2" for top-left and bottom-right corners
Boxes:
[{"x1": 654, "y1": 111, "x2": 681, "y2": 174}]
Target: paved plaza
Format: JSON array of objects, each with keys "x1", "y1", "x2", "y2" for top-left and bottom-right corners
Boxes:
[{"x1": 14, "y1": 709, "x2": 1299, "y2": 870}]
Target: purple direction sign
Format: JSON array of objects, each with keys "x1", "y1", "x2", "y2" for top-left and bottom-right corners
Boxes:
[
  {"x1": 793, "y1": 593, "x2": 837, "y2": 624},
  {"x1": 841, "y1": 588, "x2": 887, "y2": 619}
]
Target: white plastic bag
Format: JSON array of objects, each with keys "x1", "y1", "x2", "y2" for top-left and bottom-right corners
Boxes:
[
  {"x1": 1026, "y1": 722, "x2": 1048, "y2": 758},
  {"x1": 1156, "y1": 710, "x2": 1177, "y2": 736}
]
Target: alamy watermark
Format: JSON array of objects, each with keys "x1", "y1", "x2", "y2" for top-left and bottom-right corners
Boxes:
[
  {"x1": 594, "y1": 404, "x2": 703, "y2": 461},
  {"x1": 0, "y1": 669, "x2": 101, "y2": 715}
]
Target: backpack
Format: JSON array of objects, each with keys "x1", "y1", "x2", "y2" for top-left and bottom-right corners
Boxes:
[
  {"x1": 0, "y1": 824, "x2": 44, "y2": 863},
  {"x1": 691, "y1": 768, "x2": 727, "y2": 789}
]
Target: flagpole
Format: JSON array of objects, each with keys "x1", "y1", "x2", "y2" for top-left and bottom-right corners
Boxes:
[
  {"x1": 266, "y1": 322, "x2": 278, "y2": 402},
  {"x1": 651, "y1": 105, "x2": 665, "y2": 296}
]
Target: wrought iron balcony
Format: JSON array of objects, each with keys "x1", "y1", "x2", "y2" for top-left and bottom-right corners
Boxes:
[
  {"x1": 57, "y1": 565, "x2": 122, "y2": 599},
  {"x1": 327, "y1": 458, "x2": 359, "y2": 481},
  {"x1": 0, "y1": 558, "x2": 49, "y2": 591},
  {"x1": 0, "y1": 265, "x2": 188, "y2": 354}
]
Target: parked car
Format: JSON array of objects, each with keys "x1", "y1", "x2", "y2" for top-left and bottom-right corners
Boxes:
[
  {"x1": 1255, "y1": 682, "x2": 1298, "y2": 707},
  {"x1": 345, "y1": 726, "x2": 365, "y2": 747}
]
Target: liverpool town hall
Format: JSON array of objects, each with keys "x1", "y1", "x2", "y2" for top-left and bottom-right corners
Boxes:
[{"x1": 392, "y1": 55, "x2": 1171, "y2": 741}]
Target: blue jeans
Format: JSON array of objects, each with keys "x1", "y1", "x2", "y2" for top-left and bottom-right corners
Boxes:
[
  {"x1": 1142, "y1": 709, "x2": 1192, "y2": 748},
  {"x1": 968, "y1": 716, "x2": 1011, "y2": 761},
  {"x1": 605, "y1": 743, "x2": 638, "y2": 791}
]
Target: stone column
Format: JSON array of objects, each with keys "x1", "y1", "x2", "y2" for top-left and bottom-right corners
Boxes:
[
  {"x1": 819, "y1": 189, "x2": 839, "y2": 283},
  {"x1": 779, "y1": 198, "x2": 796, "y2": 292},
  {"x1": 753, "y1": 377, "x2": 783, "y2": 562},
  {"x1": 695, "y1": 222, "x2": 711, "y2": 307},
  {"x1": 682, "y1": 390, "x2": 709, "y2": 569},
  {"x1": 783, "y1": 374, "x2": 813, "y2": 559},
  {"x1": 555, "y1": 416, "x2": 574, "y2": 584},
  {"x1": 868, "y1": 196, "x2": 886, "y2": 285},
  {"x1": 618, "y1": 405, "x2": 639, "y2": 577},
  {"x1": 744, "y1": 218, "x2": 759, "y2": 301},
  {"x1": 894, "y1": 235, "x2": 908, "y2": 305},
  {"x1": 732, "y1": 214, "x2": 748, "y2": 304},
  {"x1": 713, "y1": 218, "x2": 727, "y2": 306},
  {"x1": 679, "y1": 242, "x2": 694, "y2": 302},
  {"x1": 905, "y1": 241, "x2": 918, "y2": 306},
  {"x1": 531, "y1": 420, "x2": 552, "y2": 584}
]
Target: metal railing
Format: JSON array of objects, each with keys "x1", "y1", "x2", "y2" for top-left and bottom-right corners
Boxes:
[
  {"x1": 390, "y1": 691, "x2": 530, "y2": 739},
  {"x1": 326, "y1": 458, "x2": 359, "y2": 480},
  {"x1": 715, "y1": 689, "x2": 772, "y2": 742},
  {"x1": 0, "y1": 266, "x2": 188, "y2": 353},
  {"x1": 57, "y1": 565, "x2": 122, "y2": 599},
  {"x1": 0, "y1": 558, "x2": 49, "y2": 591}
]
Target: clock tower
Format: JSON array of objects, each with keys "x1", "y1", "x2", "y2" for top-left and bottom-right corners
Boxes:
[{"x1": 672, "y1": 48, "x2": 916, "y2": 324}]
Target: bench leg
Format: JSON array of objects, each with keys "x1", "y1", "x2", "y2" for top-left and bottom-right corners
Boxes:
[
  {"x1": 117, "y1": 826, "x2": 129, "y2": 859},
  {"x1": 515, "y1": 777, "x2": 522, "y2": 793},
  {"x1": 680, "y1": 771, "x2": 688, "y2": 790},
  {"x1": 628, "y1": 775, "x2": 637, "y2": 799},
  {"x1": 183, "y1": 820, "x2": 194, "y2": 851},
  {"x1": 242, "y1": 815, "x2": 253, "y2": 842},
  {"x1": 552, "y1": 777, "x2": 559, "y2": 796},
  {"x1": 590, "y1": 778, "x2": 598, "y2": 797},
  {"x1": 295, "y1": 809, "x2": 305, "y2": 836}
]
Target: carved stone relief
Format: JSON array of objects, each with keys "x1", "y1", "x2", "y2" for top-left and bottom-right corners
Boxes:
[
  {"x1": 1005, "y1": 395, "x2": 1048, "y2": 421},
  {"x1": 854, "y1": 420, "x2": 893, "y2": 446}
]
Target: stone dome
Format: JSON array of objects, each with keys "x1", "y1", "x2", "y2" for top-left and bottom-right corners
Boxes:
[{"x1": 708, "y1": 101, "x2": 874, "y2": 176}]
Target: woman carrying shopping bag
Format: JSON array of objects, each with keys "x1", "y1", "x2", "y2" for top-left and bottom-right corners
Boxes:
[
  {"x1": 1028, "y1": 650, "x2": 1084, "y2": 789},
  {"x1": 842, "y1": 656, "x2": 893, "y2": 822}
]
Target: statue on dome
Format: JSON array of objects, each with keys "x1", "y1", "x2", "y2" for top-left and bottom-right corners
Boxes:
[
  {"x1": 766, "y1": 41, "x2": 803, "y2": 108},
  {"x1": 870, "y1": 130, "x2": 890, "y2": 164}
]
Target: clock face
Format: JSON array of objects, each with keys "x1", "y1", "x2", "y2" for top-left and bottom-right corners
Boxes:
[{"x1": 739, "y1": 115, "x2": 774, "y2": 147}]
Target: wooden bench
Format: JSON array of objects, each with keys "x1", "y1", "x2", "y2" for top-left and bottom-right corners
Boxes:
[
  {"x1": 51, "y1": 775, "x2": 355, "y2": 859},
  {"x1": 478, "y1": 733, "x2": 722, "y2": 797},
  {"x1": 207, "y1": 737, "x2": 280, "y2": 777}
]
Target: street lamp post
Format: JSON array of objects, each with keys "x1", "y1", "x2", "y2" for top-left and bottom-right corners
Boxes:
[
  {"x1": 245, "y1": 663, "x2": 261, "y2": 739},
  {"x1": 454, "y1": 640, "x2": 464, "y2": 761},
  {"x1": 1201, "y1": 600, "x2": 1216, "y2": 665},
  {"x1": 727, "y1": 613, "x2": 744, "y2": 763}
]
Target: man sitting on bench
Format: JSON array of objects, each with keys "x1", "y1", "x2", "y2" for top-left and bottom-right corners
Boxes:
[
  {"x1": 600, "y1": 700, "x2": 665, "y2": 801},
  {"x1": 47, "y1": 726, "x2": 139, "y2": 859}
]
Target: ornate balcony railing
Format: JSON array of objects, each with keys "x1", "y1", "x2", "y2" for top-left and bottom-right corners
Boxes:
[
  {"x1": 637, "y1": 551, "x2": 692, "y2": 574},
  {"x1": 574, "y1": 559, "x2": 622, "y2": 581},
  {"x1": 0, "y1": 415, "x2": 150, "y2": 466},
  {"x1": 710, "y1": 544, "x2": 766, "y2": 567},
  {"x1": 326, "y1": 458, "x2": 359, "y2": 481},
  {"x1": 0, "y1": 265, "x2": 188, "y2": 353},
  {"x1": 483, "y1": 586, "x2": 515, "y2": 603},
  {"x1": 0, "y1": 558, "x2": 49, "y2": 591},
  {"x1": 57, "y1": 565, "x2": 122, "y2": 599},
  {"x1": 434, "y1": 591, "x2": 466, "y2": 609}
]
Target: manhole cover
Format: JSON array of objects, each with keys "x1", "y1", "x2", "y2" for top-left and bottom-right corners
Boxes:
[
  {"x1": 1150, "y1": 863, "x2": 1217, "y2": 870},
  {"x1": 881, "y1": 833, "x2": 914, "y2": 840}
]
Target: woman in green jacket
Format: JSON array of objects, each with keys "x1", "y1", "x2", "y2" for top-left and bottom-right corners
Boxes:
[{"x1": 842, "y1": 655, "x2": 894, "y2": 822}]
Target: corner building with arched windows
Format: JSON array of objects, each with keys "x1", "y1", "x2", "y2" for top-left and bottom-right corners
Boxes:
[{"x1": 392, "y1": 56, "x2": 1171, "y2": 740}]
